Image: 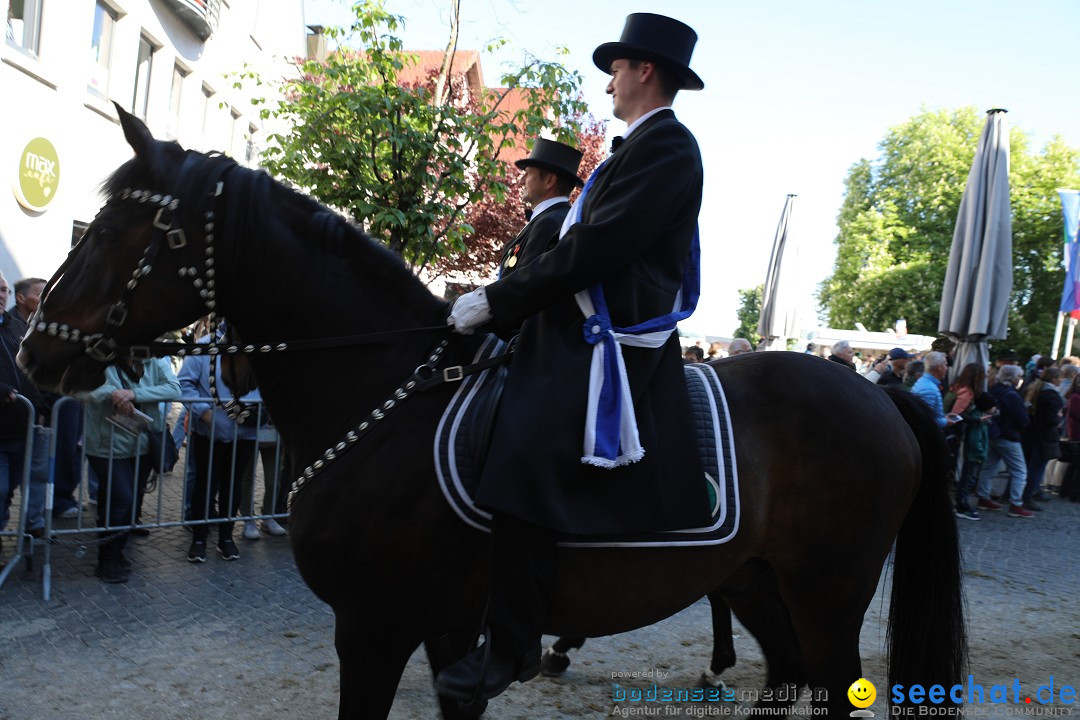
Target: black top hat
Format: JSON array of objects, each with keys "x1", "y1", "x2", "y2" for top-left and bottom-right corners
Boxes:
[
  {"x1": 514, "y1": 138, "x2": 585, "y2": 187},
  {"x1": 593, "y1": 13, "x2": 704, "y2": 91}
]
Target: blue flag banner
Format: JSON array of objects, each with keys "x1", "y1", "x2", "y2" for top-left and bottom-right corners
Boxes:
[{"x1": 1058, "y1": 189, "x2": 1080, "y2": 313}]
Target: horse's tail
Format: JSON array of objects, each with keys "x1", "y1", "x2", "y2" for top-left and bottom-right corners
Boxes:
[{"x1": 883, "y1": 387, "x2": 967, "y2": 699}]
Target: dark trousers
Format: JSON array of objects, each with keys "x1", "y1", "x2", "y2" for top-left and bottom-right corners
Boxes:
[
  {"x1": 87, "y1": 455, "x2": 151, "y2": 561},
  {"x1": 955, "y1": 458, "x2": 983, "y2": 510},
  {"x1": 488, "y1": 513, "x2": 556, "y2": 658},
  {"x1": 190, "y1": 434, "x2": 257, "y2": 542},
  {"x1": 51, "y1": 400, "x2": 83, "y2": 515},
  {"x1": 1022, "y1": 439, "x2": 1049, "y2": 505}
]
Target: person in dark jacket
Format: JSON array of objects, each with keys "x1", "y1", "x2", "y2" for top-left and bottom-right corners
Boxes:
[
  {"x1": 438, "y1": 13, "x2": 710, "y2": 702},
  {"x1": 975, "y1": 365, "x2": 1034, "y2": 518},
  {"x1": 0, "y1": 274, "x2": 49, "y2": 549},
  {"x1": 497, "y1": 138, "x2": 583, "y2": 279},
  {"x1": 1020, "y1": 366, "x2": 1063, "y2": 511}
]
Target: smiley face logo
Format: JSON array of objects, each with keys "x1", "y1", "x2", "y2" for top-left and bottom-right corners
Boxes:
[{"x1": 848, "y1": 678, "x2": 876, "y2": 708}]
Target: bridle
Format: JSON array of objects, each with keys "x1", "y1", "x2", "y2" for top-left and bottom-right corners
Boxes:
[{"x1": 27, "y1": 149, "x2": 511, "y2": 507}]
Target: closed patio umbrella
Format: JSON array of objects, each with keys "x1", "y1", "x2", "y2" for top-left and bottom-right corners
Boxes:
[
  {"x1": 938, "y1": 109, "x2": 1012, "y2": 382},
  {"x1": 757, "y1": 194, "x2": 798, "y2": 351}
]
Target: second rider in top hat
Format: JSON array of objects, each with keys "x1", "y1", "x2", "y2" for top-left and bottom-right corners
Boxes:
[
  {"x1": 499, "y1": 138, "x2": 584, "y2": 278},
  {"x1": 438, "y1": 12, "x2": 709, "y2": 703}
]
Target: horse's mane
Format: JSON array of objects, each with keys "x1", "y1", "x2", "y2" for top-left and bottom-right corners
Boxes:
[{"x1": 103, "y1": 142, "x2": 448, "y2": 320}]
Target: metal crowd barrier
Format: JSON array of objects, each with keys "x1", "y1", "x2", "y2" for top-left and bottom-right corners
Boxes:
[
  {"x1": 0, "y1": 395, "x2": 42, "y2": 593},
  {"x1": 16, "y1": 395, "x2": 291, "y2": 601}
]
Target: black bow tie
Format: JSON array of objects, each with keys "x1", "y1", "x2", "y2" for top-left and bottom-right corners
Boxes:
[
  {"x1": 524, "y1": 208, "x2": 533, "y2": 221},
  {"x1": 611, "y1": 136, "x2": 624, "y2": 152}
]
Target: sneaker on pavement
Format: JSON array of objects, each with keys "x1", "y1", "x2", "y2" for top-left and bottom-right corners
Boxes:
[
  {"x1": 955, "y1": 508, "x2": 981, "y2": 521},
  {"x1": 95, "y1": 557, "x2": 129, "y2": 584},
  {"x1": 218, "y1": 538, "x2": 240, "y2": 561},
  {"x1": 1008, "y1": 505, "x2": 1035, "y2": 518},
  {"x1": 1022, "y1": 501, "x2": 1044, "y2": 512},
  {"x1": 187, "y1": 540, "x2": 207, "y2": 563},
  {"x1": 977, "y1": 497, "x2": 1003, "y2": 511},
  {"x1": 57, "y1": 505, "x2": 81, "y2": 519},
  {"x1": 262, "y1": 518, "x2": 287, "y2": 536},
  {"x1": 242, "y1": 520, "x2": 261, "y2": 541}
]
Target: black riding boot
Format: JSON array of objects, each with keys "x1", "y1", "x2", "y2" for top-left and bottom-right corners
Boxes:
[{"x1": 434, "y1": 513, "x2": 554, "y2": 701}]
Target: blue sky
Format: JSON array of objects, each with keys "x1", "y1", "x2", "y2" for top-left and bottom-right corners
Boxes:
[{"x1": 303, "y1": 0, "x2": 1080, "y2": 337}]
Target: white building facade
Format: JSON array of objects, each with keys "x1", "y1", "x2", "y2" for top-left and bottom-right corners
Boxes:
[{"x1": 1, "y1": 0, "x2": 306, "y2": 287}]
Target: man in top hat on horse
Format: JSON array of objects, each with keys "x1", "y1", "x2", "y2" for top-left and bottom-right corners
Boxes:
[
  {"x1": 498, "y1": 138, "x2": 584, "y2": 278},
  {"x1": 438, "y1": 12, "x2": 710, "y2": 702}
]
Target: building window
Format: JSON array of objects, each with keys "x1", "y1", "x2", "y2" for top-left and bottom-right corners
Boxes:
[
  {"x1": 72, "y1": 221, "x2": 90, "y2": 248},
  {"x1": 245, "y1": 122, "x2": 258, "y2": 165},
  {"x1": 131, "y1": 34, "x2": 155, "y2": 120},
  {"x1": 199, "y1": 84, "x2": 214, "y2": 137},
  {"x1": 228, "y1": 108, "x2": 244, "y2": 158},
  {"x1": 88, "y1": 2, "x2": 117, "y2": 98},
  {"x1": 6, "y1": 0, "x2": 44, "y2": 56},
  {"x1": 166, "y1": 64, "x2": 187, "y2": 140}
]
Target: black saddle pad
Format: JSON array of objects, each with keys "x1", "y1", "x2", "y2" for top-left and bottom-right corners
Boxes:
[{"x1": 434, "y1": 345, "x2": 741, "y2": 547}]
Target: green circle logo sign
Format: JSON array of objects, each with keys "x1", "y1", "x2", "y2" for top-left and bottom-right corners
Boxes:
[{"x1": 16, "y1": 137, "x2": 60, "y2": 211}]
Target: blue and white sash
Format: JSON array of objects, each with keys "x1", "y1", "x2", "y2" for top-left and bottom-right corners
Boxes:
[{"x1": 561, "y1": 158, "x2": 701, "y2": 468}]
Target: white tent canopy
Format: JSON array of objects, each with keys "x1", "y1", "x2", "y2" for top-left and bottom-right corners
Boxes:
[{"x1": 807, "y1": 328, "x2": 936, "y2": 354}]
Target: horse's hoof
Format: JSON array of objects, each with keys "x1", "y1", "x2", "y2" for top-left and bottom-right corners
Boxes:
[
  {"x1": 697, "y1": 670, "x2": 730, "y2": 691},
  {"x1": 540, "y1": 647, "x2": 571, "y2": 677},
  {"x1": 457, "y1": 697, "x2": 488, "y2": 717}
]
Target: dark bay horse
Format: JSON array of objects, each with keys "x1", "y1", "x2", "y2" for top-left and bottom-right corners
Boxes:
[{"x1": 19, "y1": 107, "x2": 965, "y2": 719}]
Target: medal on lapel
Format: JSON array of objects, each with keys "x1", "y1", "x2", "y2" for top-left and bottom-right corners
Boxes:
[{"x1": 505, "y1": 244, "x2": 521, "y2": 269}]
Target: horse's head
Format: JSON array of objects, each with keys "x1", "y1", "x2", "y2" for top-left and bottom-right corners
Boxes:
[{"x1": 19, "y1": 104, "x2": 232, "y2": 393}]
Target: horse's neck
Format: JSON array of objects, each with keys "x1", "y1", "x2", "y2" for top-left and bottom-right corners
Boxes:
[{"x1": 218, "y1": 188, "x2": 467, "y2": 465}]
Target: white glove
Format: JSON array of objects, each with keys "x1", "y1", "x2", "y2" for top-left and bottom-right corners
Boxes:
[{"x1": 448, "y1": 287, "x2": 493, "y2": 334}]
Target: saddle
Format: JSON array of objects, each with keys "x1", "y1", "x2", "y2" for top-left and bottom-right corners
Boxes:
[{"x1": 434, "y1": 338, "x2": 741, "y2": 547}]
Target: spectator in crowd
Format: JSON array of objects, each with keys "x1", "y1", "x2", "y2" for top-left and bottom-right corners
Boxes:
[
  {"x1": 975, "y1": 365, "x2": 1033, "y2": 518},
  {"x1": 902, "y1": 359, "x2": 925, "y2": 389},
  {"x1": 10, "y1": 277, "x2": 84, "y2": 521},
  {"x1": 80, "y1": 357, "x2": 180, "y2": 583},
  {"x1": 876, "y1": 348, "x2": 911, "y2": 387},
  {"x1": 683, "y1": 346, "x2": 705, "y2": 364},
  {"x1": 728, "y1": 338, "x2": 753, "y2": 356},
  {"x1": 238, "y1": 419, "x2": 287, "y2": 541},
  {"x1": 911, "y1": 351, "x2": 959, "y2": 430},
  {"x1": 0, "y1": 273, "x2": 48, "y2": 560},
  {"x1": 707, "y1": 342, "x2": 724, "y2": 359},
  {"x1": 1061, "y1": 379, "x2": 1080, "y2": 501},
  {"x1": 988, "y1": 349, "x2": 1019, "y2": 387},
  {"x1": 1021, "y1": 366, "x2": 1063, "y2": 511},
  {"x1": 946, "y1": 362, "x2": 993, "y2": 520},
  {"x1": 178, "y1": 330, "x2": 264, "y2": 563},
  {"x1": 827, "y1": 340, "x2": 856, "y2": 370},
  {"x1": 1059, "y1": 363, "x2": 1078, "y2": 397},
  {"x1": 804, "y1": 342, "x2": 816, "y2": 355}
]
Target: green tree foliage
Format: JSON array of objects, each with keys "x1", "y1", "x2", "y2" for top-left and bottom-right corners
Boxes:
[
  {"x1": 819, "y1": 107, "x2": 1080, "y2": 357},
  {"x1": 236, "y1": 0, "x2": 588, "y2": 276},
  {"x1": 735, "y1": 285, "x2": 763, "y2": 344}
]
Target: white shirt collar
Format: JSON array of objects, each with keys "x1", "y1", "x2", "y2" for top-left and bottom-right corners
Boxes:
[
  {"x1": 623, "y1": 105, "x2": 673, "y2": 141},
  {"x1": 528, "y1": 195, "x2": 570, "y2": 222}
]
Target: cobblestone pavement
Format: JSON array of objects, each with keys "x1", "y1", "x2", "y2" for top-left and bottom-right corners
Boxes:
[{"x1": 1, "y1": 476, "x2": 1078, "y2": 720}]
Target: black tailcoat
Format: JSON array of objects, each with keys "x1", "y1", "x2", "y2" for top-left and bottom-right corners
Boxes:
[
  {"x1": 479, "y1": 110, "x2": 710, "y2": 535},
  {"x1": 497, "y1": 201, "x2": 570, "y2": 278}
]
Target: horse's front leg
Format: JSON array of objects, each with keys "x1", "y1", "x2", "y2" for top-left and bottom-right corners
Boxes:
[{"x1": 335, "y1": 610, "x2": 419, "y2": 720}]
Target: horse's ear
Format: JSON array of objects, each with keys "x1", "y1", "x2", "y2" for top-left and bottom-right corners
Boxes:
[{"x1": 113, "y1": 101, "x2": 155, "y2": 158}]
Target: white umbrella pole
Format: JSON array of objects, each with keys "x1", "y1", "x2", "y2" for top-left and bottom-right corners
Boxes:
[
  {"x1": 1052, "y1": 313, "x2": 1065, "y2": 359},
  {"x1": 1068, "y1": 317, "x2": 1078, "y2": 357}
]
